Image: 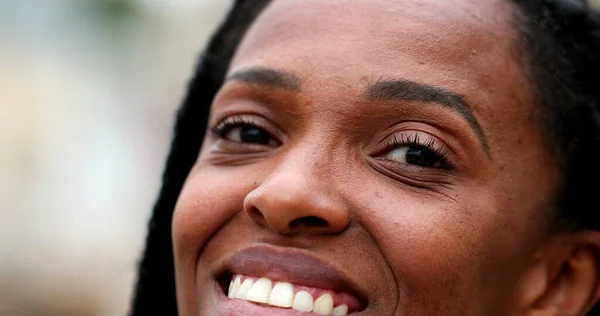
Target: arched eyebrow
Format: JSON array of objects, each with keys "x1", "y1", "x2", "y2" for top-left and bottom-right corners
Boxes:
[
  {"x1": 226, "y1": 67, "x2": 301, "y2": 91},
  {"x1": 365, "y1": 80, "x2": 489, "y2": 153},
  {"x1": 226, "y1": 67, "x2": 489, "y2": 154}
]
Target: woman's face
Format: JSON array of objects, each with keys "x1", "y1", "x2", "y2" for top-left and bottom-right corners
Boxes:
[{"x1": 172, "y1": 0, "x2": 561, "y2": 315}]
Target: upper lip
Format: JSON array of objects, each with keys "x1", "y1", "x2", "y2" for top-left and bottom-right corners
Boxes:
[{"x1": 217, "y1": 244, "x2": 368, "y2": 306}]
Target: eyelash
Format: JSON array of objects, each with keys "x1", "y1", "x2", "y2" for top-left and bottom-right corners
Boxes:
[
  {"x1": 212, "y1": 116, "x2": 260, "y2": 136},
  {"x1": 211, "y1": 116, "x2": 452, "y2": 169},
  {"x1": 383, "y1": 133, "x2": 452, "y2": 169}
]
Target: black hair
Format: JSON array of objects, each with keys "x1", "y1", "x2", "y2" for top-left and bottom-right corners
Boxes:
[
  {"x1": 131, "y1": 0, "x2": 600, "y2": 314},
  {"x1": 130, "y1": 1, "x2": 270, "y2": 314},
  {"x1": 510, "y1": 0, "x2": 600, "y2": 233}
]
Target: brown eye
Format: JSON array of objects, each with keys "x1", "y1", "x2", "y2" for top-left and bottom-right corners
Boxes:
[
  {"x1": 382, "y1": 146, "x2": 445, "y2": 168},
  {"x1": 376, "y1": 133, "x2": 451, "y2": 170},
  {"x1": 211, "y1": 115, "x2": 281, "y2": 148},
  {"x1": 224, "y1": 125, "x2": 274, "y2": 145}
]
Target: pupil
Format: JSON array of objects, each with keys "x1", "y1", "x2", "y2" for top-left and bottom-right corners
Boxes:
[
  {"x1": 406, "y1": 148, "x2": 438, "y2": 167},
  {"x1": 240, "y1": 126, "x2": 271, "y2": 145}
]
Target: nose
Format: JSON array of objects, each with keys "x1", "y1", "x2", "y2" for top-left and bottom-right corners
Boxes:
[{"x1": 243, "y1": 171, "x2": 350, "y2": 235}]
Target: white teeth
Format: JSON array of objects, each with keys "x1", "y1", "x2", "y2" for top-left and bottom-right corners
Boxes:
[
  {"x1": 246, "y1": 278, "x2": 272, "y2": 304},
  {"x1": 268, "y1": 282, "x2": 294, "y2": 308},
  {"x1": 228, "y1": 276, "x2": 241, "y2": 298},
  {"x1": 333, "y1": 304, "x2": 349, "y2": 316},
  {"x1": 235, "y1": 278, "x2": 254, "y2": 300},
  {"x1": 229, "y1": 275, "x2": 351, "y2": 315},
  {"x1": 313, "y1": 293, "x2": 334, "y2": 315},
  {"x1": 292, "y1": 290, "x2": 314, "y2": 312}
]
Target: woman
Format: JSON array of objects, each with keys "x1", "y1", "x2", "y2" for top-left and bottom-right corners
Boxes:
[{"x1": 132, "y1": 0, "x2": 600, "y2": 315}]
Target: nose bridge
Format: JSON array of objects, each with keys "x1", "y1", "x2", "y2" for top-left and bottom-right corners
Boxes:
[
  {"x1": 273, "y1": 133, "x2": 343, "y2": 188},
  {"x1": 243, "y1": 143, "x2": 350, "y2": 235}
]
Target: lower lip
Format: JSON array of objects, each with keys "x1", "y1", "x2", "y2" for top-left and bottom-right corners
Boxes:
[{"x1": 213, "y1": 280, "x2": 326, "y2": 316}]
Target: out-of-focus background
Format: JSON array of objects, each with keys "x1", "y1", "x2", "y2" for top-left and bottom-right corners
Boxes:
[{"x1": 0, "y1": 1, "x2": 230, "y2": 315}]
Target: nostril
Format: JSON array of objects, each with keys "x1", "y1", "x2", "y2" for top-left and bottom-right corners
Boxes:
[
  {"x1": 289, "y1": 216, "x2": 328, "y2": 229},
  {"x1": 246, "y1": 206, "x2": 265, "y2": 221}
]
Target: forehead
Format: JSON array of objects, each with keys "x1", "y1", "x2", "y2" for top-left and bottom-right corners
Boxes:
[{"x1": 229, "y1": 0, "x2": 528, "y2": 117}]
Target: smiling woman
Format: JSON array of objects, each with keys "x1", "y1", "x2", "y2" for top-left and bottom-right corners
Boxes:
[{"x1": 131, "y1": 0, "x2": 600, "y2": 315}]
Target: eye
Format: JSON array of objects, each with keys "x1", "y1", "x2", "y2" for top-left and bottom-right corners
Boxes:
[
  {"x1": 224, "y1": 125, "x2": 274, "y2": 145},
  {"x1": 382, "y1": 146, "x2": 445, "y2": 168},
  {"x1": 378, "y1": 133, "x2": 450, "y2": 169},
  {"x1": 211, "y1": 116, "x2": 279, "y2": 147}
]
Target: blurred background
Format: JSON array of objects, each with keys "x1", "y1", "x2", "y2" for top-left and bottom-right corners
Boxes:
[
  {"x1": 3, "y1": 1, "x2": 600, "y2": 316},
  {"x1": 0, "y1": 0, "x2": 230, "y2": 315}
]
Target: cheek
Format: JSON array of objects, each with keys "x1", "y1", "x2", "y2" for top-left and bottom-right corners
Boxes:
[
  {"x1": 351, "y1": 187, "x2": 524, "y2": 314},
  {"x1": 172, "y1": 166, "x2": 255, "y2": 276}
]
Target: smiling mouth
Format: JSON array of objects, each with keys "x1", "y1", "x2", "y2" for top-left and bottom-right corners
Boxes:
[
  {"x1": 223, "y1": 274, "x2": 358, "y2": 315},
  {"x1": 214, "y1": 245, "x2": 368, "y2": 315}
]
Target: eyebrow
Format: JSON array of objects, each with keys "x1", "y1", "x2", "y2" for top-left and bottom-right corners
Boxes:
[
  {"x1": 226, "y1": 67, "x2": 302, "y2": 91},
  {"x1": 226, "y1": 67, "x2": 489, "y2": 153},
  {"x1": 365, "y1": 80, "x2": 489, "y2": 152}
]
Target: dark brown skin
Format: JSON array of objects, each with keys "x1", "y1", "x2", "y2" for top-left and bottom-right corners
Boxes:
[{"x1": 172, "y1": 0, "x2": 600, "y2": 315}]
